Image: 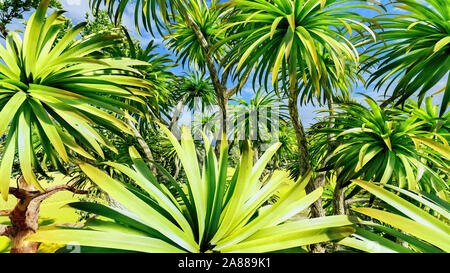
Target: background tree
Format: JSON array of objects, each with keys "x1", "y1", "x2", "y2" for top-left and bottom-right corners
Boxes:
[
  {"x1": 91, "y1": 0, "x2": 251, "y2": 134},
  {"x1": 314, "y1": 97, "x2": 449, "y2": 215},
  {"x1": 229, "y1": 88, "x2": 289, "y2": 161},
  {"x1": 218, "y1": 1, "x2": 377, "y2": 249},
  {"x1": 169, "y1": 71, "x2": 216, "y2": 132},
  {"x1": 108, "y1": 31, "x2": 177, "y2": 177}
]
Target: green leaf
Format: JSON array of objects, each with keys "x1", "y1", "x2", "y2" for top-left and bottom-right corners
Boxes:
[
  {"x1": 0, "y1": 92, "x2": 27, "y2": 137},
  {"x1": 410, "y1": 136, "x2": 450, "y2": 160},
  {"x1": 0, "y1": 127, "x2": 17, "y2": 200},
  {"x1": 434, "y1": 36, "x2": 450, "y2": 52},
  {"x1": 352, "y1": 180, "x2": 450, "y2": 236},
  {"x1": 79, "y1": 162, "x2": 199, "y2": 253},
  {"x1": 353, "y1": 207, "x2": 450, "y2": 252},
  {"x1": 27, "y1": 229, "x2": 186, "y2": 253}
]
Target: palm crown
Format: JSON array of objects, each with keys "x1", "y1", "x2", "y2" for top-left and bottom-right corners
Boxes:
[
  {"x1": 314, "y1": 97, "x2": 449, "y2": 198},
  {"x1": 219, "y1": 0, "x2": 377, "y2": 92},
  {"x1": 364, "y1": 0, "x2": 449, "y2": 115},
  {"x1": 0, "y1": 0, "x2": 151, "y2": 199},
  {"x1": 27, "y1": 126, "x2": 357, "y2": 253}
]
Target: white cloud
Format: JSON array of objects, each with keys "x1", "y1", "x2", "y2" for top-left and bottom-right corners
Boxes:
[{"x1": 62, "y1": 0, "x2": 91, "y2": 22}]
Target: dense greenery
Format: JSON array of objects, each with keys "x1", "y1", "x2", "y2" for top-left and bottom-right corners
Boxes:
[{"x1": 0, "y1": 0, "x2": 448, "y2": 253}]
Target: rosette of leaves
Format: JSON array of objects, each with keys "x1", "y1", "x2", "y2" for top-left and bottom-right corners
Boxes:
[
  {"x1": 27, "y1": 126, "x2": 357, "y2": 253},
  {"x1": 314, "y1": 97, "x2": 449, "y2": 197},
  {"x1": 0, "y1": 0, "x2": 151, "y2": 199}
]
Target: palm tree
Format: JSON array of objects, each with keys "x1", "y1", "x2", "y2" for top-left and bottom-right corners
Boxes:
[
  {"x1": 299, "y1": 53, "x2": 367, "y2": 208},
  {"x1": 218, "y1": 1, "x2": 377, "y2": 243},
  {"x1": 163, "y1": 0, "x2": 253, "y2": 134},
  {"x1": 0, "y1": 0, "x2": 150, "y2": 252},
  {"x1": 165, "y1": 4, "x2": 228, "y2": 73},
  {"x1": 229, "y1": 88, "x2": 289, "y2": 161},
  {"x1": 314, "y1": 97, "x2": 449, "y2": 215},
  {"x1": 363, "y1": 0, "x2": 449, "y2": 115},
  {"x1": 297, "y1": 52, "x2": 366, "y2": 118},
  {"x1": 91, "y1": 0, "x2": 251, "y2": 135},
  {"x1": 104, "y1": 28, "x2": 177, "y2": 176},
  {"x1": 121, "y1": 31, "x2": 177, "y2": 125},
  {"x1": 169, "y1": 71, "x2": 216, "y2": 132}
]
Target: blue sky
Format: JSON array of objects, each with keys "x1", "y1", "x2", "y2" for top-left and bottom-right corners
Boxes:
[{"x1": 3, "y1": 0, "x2": 446, "y2": 128}]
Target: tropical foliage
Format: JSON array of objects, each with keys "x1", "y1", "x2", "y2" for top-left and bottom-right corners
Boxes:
[
  {"x1": 0, "y1": 0, "x2": 151, "y2": 199},
  {"x1": 339, "y1": 180, "x2": 450, "y2": 253},
  {"x1": 229, "y1": 89, "x2": 289, "y2": 149},
  {"x1": 314, "y1": 97, "x2": 448, "y2": 198},
  {"x1": 0, "y1": 0, "x2": 447, "y2": 254},
  {"x1": 27, "y1": 127, "x2": 356, "y2": 253},
  {"x1": 363, "y1": 0, "x2": 450, "y2": 115}
]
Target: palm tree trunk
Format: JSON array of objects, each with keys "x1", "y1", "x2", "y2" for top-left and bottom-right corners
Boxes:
[
  {"x1": 288, "y1": 90, "x2": 325, "y2": 217},
  {"x1": 219, "y1": 95, "x2": 229, "y2": 135},
  {"x1": 214, "y1": 93, "x2": 229, "y2": 156},
  {"x1": 324, "y1": 92, "x2": 347, "y2": 216},
  {"x1": 288, "y1": 91, "x2": 309, "y2": 173},
  {"x1": 288, "y1": 87, "x2": 326, "y2": 253},
  {"x1": 313, "y1": 90, "x2": 336, "y2": 208},
  {"x1": 184, "y1": 13, "x2": 230, "y2": 137},
  {"x1": 333, "y1": 180, "x2": 346, "y2": 215},
  {"x1": 7, "y1": 176, "x2": 40, "y2": 253},
  {"x1": 253, "y1": 142, "x2": 259, "y2": 163},
  {"x1": 125, "y1": 117, "x2": 158, "y2": 175}
]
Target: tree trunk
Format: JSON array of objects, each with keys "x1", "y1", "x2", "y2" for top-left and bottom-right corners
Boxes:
[
  {"x1": 288, "y1": 90, "x2": 325, "y2": 217},
  {"x1": 126, "y1": 117, "x2": 175, "y2": 183},
  {"x1": 184, "y1": 13, "x2": 231, "y2": 137},
  {"x1": 325, "y1": 92, "x2": 348, "y2": 216},
  {"x1": 183, "y1": 12, "x2": 250, "y2": 144},
  {"x1": 8, "y1": 176, "x2": 40, "y2": 253},
  {"x1": 214, "y1": 94, "x2": 229, "y2": 156},
  {"x1": 218, "y1": 95, "x2": 229, "y2": 136},
  {"x1": 252, "y1": 143, "x2": 259, "y2": 164},
  {"x1": 126, "y1": 117, "x2": 158, "y2": 175},
  {"x1": 312, "y1": 90, "x2": 335, "y2": 211},
  {"x1": 288, "y1": 88, "x2": 326, "y2": 253},
  {"x1": 9, "y1": 204, "x2": 40, "y2": 253},
  {"x1": 333, "y1": 180, "x2": 346, "y2": 215},
  {"x1": 0, "y1": 176, "x2": 87, "y2": 253},
  {"x1": 331, "y1": 180, "x2": 347, "y2": 252},
  {"x1": 312, "y1": 155, "x2": 331, "y2": 207}
]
